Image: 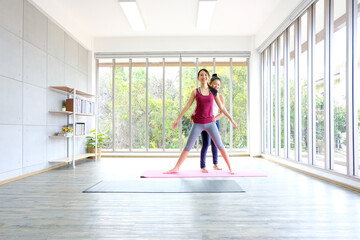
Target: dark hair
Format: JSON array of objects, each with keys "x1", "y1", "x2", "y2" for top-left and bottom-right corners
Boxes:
[
  {"x1": 210, "y1": 73, "x2": 221, "y2": 83},
  {"x1": 197, "y1": 68, "x2": 210, "y2": 77}
]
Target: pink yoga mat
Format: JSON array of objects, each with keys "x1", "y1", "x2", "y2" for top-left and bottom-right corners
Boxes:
[{"x1": 140, "y1": 169, "x2": 267, "y2": 178}]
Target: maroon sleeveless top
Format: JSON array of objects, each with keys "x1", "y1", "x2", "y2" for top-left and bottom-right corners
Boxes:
[{"x1": 193, "y1": 88, "x2": 214, "y2": 124}]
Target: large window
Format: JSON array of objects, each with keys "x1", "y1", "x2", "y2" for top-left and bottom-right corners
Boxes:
[
  {"x1": 261, "y1": 0, "x2": 359, "y2": 177},
  {"x1": 97, "y1": 56, "x2": 248, "y2": 152}
]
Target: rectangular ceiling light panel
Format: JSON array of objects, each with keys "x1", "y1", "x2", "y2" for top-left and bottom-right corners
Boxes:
[
  {"x1": 197, "y1": 0, "x2": 217, "y2": 30},
  {"x1": 119, "y1": 0, "x2": 145, "y2": 31}
]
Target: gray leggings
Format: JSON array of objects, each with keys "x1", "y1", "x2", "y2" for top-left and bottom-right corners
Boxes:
[{"x1": 184, "y1": 123, "x2": 225, "y2": 152}]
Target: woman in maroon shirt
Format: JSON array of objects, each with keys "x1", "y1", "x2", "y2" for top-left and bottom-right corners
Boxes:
[{"x1": 164, "y1": 69, "x2": 238, "y2": 174}]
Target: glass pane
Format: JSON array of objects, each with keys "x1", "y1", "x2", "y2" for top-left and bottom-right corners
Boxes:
[
  {"x1": 314, "y1": 0, "x2": 325, "y2": 167},
  {"x1": 271, "y1": 42, "x2": 276, "y2": 154},
  {"x1": 165, "y1": 58, "x2": 180, "y2": 150},
  {"x1": 289, "y1": 24, "x2": 296, "y2": 160},
  {"x1": 300, "y1": 12, "x2": 308, "y2": 163},
  {"x1": 98, "y1": 60, "x2": 113, "y2": 150},
  {"x1": 332, "y1": 0, "x2": 347, "y2": 173},
  {"x1": 148, "y1": 58, "x2": 163, "y2": 151},
  {"x1": 181, "y1": 58, "x2": 197, "y2": 150},
  {"x1": 264, "y1": 49, "x2": 270, "y2": 153},
  {"x1": 232, "y1": 58, "x2": 248, "y2": 151},
  {"x1": 114, "y1": 59, "x2": 129, "y2": 151},
  {"x1": 131, "y1": 59, "x2": 146, "y2": 151},
  {"x1": 216, "y1": 60, "x2": 231, "y2": 149},
  {"x1": 279, "y1": 34, "x2": 285, "y2": 157}
]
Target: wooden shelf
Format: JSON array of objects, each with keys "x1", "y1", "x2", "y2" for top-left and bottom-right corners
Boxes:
[
  {"x1": 50, "y1": 86, "x2": 95, "y2": 98},
  {"x1": 49, "y1": 110, "x2": 95, "y2": 116},
  {"x1": 48, "y1": 153, "x2": 95, "y2": 163},
  {"x1": 49, "y1": 134, "x2": 91, "y2": 138}
]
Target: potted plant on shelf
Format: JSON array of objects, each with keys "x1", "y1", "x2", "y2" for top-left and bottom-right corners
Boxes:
[
  {"x1": 86, "y1": 129, "x2": 105, "y2": 159},
  {"x1": 62, "y1": 126, "x2": 73, "y2": 137}
]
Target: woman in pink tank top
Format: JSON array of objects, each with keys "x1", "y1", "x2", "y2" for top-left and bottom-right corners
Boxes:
[{"x1": 164, "y1": 69, "x2": 238, "y2": 174}]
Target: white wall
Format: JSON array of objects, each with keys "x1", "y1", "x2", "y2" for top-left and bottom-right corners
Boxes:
[
  {"x1": 255, "y1": 0, "x2": 303, "y2": 49},
  {"x1": 94, "y1": 36, "x2": 252, "y2": 52},
  {"x1": 29, "y1": 0, "x2": 93, "y2": 51},
  {"x1": 0, "y1": 0, "x2": 91, "y2": 182}
]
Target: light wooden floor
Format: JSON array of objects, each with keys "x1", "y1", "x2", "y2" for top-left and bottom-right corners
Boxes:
[{"x1": 0, "y1": 156, "x2": 359, "y2": 240}]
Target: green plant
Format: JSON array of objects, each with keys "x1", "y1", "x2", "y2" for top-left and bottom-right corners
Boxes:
[{"x1": 86, "y1": 129, "x2": 105, "y2": 148}]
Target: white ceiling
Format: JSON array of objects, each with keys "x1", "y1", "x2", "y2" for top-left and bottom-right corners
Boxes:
[{"x1": 33, "y1": 0, "x2": 283, "y2": 38}]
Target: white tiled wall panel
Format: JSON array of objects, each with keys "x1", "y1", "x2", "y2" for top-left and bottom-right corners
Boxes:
[
  {"x1": 24, "y1": 0, "x2": 47, "y2": 51},
  {"x1": 23, "y1": 83, "x2": 47, "y2": 125},
  {"x1": 0, "y1": 0, "x2": 23, "y2": 37},
  {"x1": 65, "y1": 34, "x2": 78, "y2": 68},
  {"x1": 47, "y1": 90, "x2": 67, "y2": 126},
  {"x1": 48, "y1": 55, "x2": 65, "y2": 86},
  {"x1": 78, "y1": 46, "x2": 88, "y2": 74},
  {"x1": 47, "y1": 20, "x2": 64, "y2": 61},
  {"x1": 23, "y1": 125, "x2": 46, "y2": 167},
  {"x1": 23, "y1": 42, "x2": 47, "y2": 88},
  {"x1": 65, "y1": 64, "x2": 77, "y2": 87},
  {"x1": 0, "y1": 76, "x2": 22, "y2": 125},
  {"x1": 47, "y1": 126, "x2": 67, "y2": 161},
  {"x1": 0, "y1": 27, "x2": 22, "y2": 80},
  {"x1": 0, "y1": 125, "x2": 22, "y2": 173}
]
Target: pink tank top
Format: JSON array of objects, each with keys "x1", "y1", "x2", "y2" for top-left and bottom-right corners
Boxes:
[{"x1": 193, "y1": 88, "x2": 214, "y2": 124}]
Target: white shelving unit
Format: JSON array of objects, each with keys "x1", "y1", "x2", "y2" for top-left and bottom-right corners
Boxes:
[{"x1": 49, "y1": 86, "x2": 97, "y2": 167}]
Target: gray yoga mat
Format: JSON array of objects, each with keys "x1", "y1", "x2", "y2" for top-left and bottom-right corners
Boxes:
[{"x1": 83, "y1": 179, "x2": 245, "y2": 193}]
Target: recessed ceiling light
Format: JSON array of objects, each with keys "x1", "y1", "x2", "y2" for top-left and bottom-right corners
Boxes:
[
  {"x1": 118, "y1": 0, "x2": 145, "y2": 31},
  {"x1": 197, "y1": 0, "x2": 217, "y2": 30}
]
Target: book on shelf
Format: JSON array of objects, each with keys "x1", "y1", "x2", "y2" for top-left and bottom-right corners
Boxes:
[
  {"x1": 66, "y1": 98, "x2": 94, "y2": 114},
  {"x1": 68, "y1": 122, "x2": 86, "y2": 136}
]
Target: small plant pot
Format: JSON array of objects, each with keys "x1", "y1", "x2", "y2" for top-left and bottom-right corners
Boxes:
[
  {"x1": 89, "y1": 147, "x2": 101, "y2": 159},
  {"x1": 64, "y1": 132, "x2": 72, "y2": 137}
]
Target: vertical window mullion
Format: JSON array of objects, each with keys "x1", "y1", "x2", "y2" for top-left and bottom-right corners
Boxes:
[
  {"x1": 346, "y1": 0, "x2": 357, "y2": 175},
  {"x1": 112, "y1": 59, "x2": 115, "y2": 152},
  {"x1": 145, "y1": 58, "x2": 149, "y2": 152},
  {"x1": 325, "y1": 0, "x2": 334, "y2": 169},
  {"x1": 284, "y1": 28, "x2": 290, "y2": 158},
  {"x1": 196, "y1": 58, "x2": 199, "y2": 152},
  {"x1": 269, "y1": 46, "x2": 273, "y2": 155},
  {"x1": 230, "y1": 58, "x2": 233, "y2": 151},
  {"x1": 295, "y1": 19, "x2": 301, "y2": 162},
  {"x1": 353, "y1": 0, "x2": 359, "y2": 176},
  {"x1": 129, "y1": 59, "x2": 132, "y2": 152},
  {"x1": 179, "y1": 57, "x2": 183, "y2": 152},
  {"x1": 162, "y1": 58, "x2": 165, "y2": 152},
  {"x1": 276, "y1": 38, "x2": 280, "y2": 156},
  {"x1": 261, "y1": 53, "x2": 265, "y2": 153},
  {"x1": 268, "y1": 47, "x2": 271, "y2": 154}
]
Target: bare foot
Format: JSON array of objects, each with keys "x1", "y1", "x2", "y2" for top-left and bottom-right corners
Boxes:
[
  {"x1": 201, "y1": 168, "x2": 208, "y2": 173},
  {"x1": 163, "y1": 168, "x2": 179, "y2": 174},
  {"x1": 213, "y1": 165, "x2": 222, "y2": 170},
  {"x1": 229, "y1": 170, "x2": 235, "y2": 175}
]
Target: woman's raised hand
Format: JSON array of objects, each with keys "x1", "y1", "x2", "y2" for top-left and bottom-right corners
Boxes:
[
  {"x1": 231, "y1": 119, "x2": 239, "y2": 130},
  {"x1": 172, "y1": 119, "x2": 179, "y2": 130}
]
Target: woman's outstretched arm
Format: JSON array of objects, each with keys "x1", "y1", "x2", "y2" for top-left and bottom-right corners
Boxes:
[
  {"x1": 214, "y1": 94, "x2": 238, "y2": 129},
  {"x1": 172, "y1": 89, "x2": 196, "y2": 129}
]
